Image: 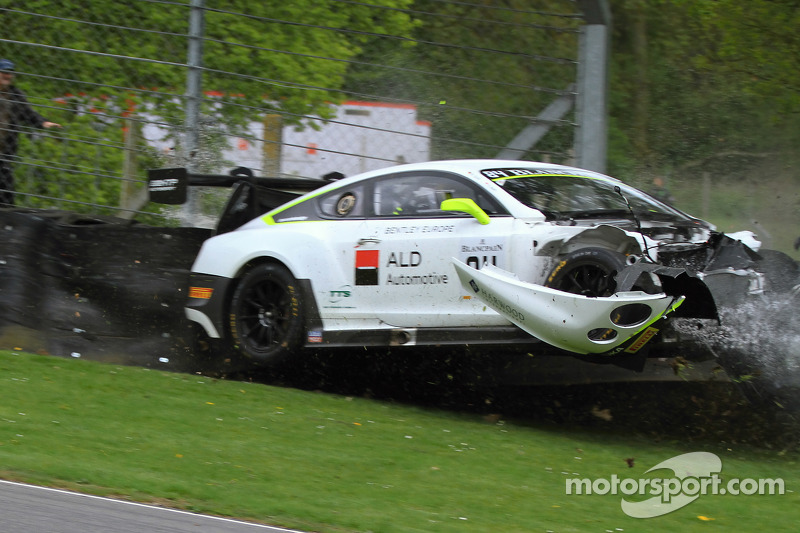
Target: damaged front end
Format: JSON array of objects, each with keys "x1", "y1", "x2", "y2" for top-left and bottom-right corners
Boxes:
[
  {"x1": 656, "y1": 232, "x2": 766, "y2": 308},
  {"x1": 452, "y1": 230, "x2": 769, "y2": 360},
  {"x1": 452, "y1": 259, "x2": 687, "y2": 356}
]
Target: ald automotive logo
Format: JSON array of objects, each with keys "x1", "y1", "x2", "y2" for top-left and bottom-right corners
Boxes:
[{"x1": 566, "y1": 452, "x2": 785, "y2": 518}]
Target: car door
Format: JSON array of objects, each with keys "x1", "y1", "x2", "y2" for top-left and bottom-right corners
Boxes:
[{"x1": 344, "y1": 170, "x2": 517, "y2": 328}]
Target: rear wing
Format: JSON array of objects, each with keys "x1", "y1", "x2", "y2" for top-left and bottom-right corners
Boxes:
[
  {"x1": 147, "y1": 167, "x2": 342, "y2": 234},
  {"x1": 147, "y1": 167, "x2": 332, "y2": 205}
]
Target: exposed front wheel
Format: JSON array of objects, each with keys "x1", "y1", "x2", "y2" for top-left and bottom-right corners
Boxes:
[
  {"x1": 545, "y1": 247, "x2": 628, "y2": 296},
  {"x1": 228, "y1": 263, "x2": 305, "y2": 365}
]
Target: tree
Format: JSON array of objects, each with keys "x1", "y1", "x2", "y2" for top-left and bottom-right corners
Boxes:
[
  {"x1": 342, "y1": 0, "x2": 581, "y2": 161},
  {"x1": 3, "y1": 1, "x2": 417, "y2": 214},
  {"x1": 607, "y1": 0, "x2": 800, "y2": 179}
]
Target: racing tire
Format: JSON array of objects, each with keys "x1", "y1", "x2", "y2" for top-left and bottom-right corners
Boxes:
[
  {"x1": 228, "y1": 263, "x2": 305, "y2": 365},
  {"x1": 545, "y1": 247, "x2": 627, "y2": 296}
]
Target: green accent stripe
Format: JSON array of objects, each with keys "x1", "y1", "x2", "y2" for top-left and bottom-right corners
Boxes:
[
  {"x1": 260, "y1": 185, "x2": 343, "y2": 225},
  {"x1": 629, "y1": 295, "x2": 686, "y2": 338}
]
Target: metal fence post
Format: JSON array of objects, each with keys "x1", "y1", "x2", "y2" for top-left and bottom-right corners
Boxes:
[
  {"x1": 180, "y1": 0, "x2": 206, "y2": 226},
  {"x1": 575, "y1": 0, "x2": 611, "y2": 173}
]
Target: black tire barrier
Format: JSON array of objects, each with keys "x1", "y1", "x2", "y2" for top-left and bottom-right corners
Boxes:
[
  {"x1": 0, "y1": 208, "x2": 212, "y2": 371},
  {"x1": 0, "y1": 212, "x2": 52, "y2": 327}
]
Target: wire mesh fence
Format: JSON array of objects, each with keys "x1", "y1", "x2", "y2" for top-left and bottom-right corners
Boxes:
[{"x1": 1, "y1": 1, "x2": 586, "y2": 225}]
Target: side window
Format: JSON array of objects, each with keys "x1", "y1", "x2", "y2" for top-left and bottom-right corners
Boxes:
[
  {"x1": 270, "y1": 184, "x2": 365, "y2": 222},
  {"x1": 372, "y1": 173, "x2": 503, "y2": 218},
  {"x1": 318, "y1": 185, "x2": 364, "y2": 218}
]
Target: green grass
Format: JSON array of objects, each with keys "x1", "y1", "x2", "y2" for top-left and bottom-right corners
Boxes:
[{"x1": 1, "y1": 350, "x2": 798, "y2": 532}]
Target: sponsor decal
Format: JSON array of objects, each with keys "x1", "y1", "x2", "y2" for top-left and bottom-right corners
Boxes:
[
  {"x1": 481, "y1": 168, "x2": 538, "y2": 179},
  {"x1": 308, "y1": 330, "x2": 323, "y2": 343},
  {"x1": 625, "y1": 326, "x2": 659, "y2": 353},
  {"x1": 355, "y1": 249, "x2": 380, "y2": 286},
  {"x1": 149, "y1": 178, "x2": 180, "y2": 191},
  {"x1": 384, "y1": 224, "x2": 455, "y2": 234},
  {"x1": 329, "y1": 286, "x2": 352, "y2": 302},
  {"x1": 336, "y1": 193, "x2": 356, "y2": 216},
  {"x1": 461, "y1": 243, "x2": 503, "y2": 253},
  {"x1": 386, "y1": 273, "x2": 448, "y2": 285},
  {"x1": 469, "y1": 280, "x2": 525, "y2": 321},
  {"x1": 324, "y1": 285, "x2": 356, "y2": 309},
  {"x1": 386, "y1": 251, "x2": 422, "y2": 267},
  {"x1": 188, "y1": 286, "x2": 213, "y2": 299},
  {"x1": 482, "y1": 168, "x2": 593, "y2": 180},
  {"x1": 459, "y1": 237, "x2": 506, "y2": 269},
  {"x1": 383, "y1": 250, "x2": 449, "y2": 285}
]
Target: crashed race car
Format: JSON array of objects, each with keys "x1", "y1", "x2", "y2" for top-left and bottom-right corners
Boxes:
[{"x1": 149, "y1": 160, "x2": 798, "y2": 371}]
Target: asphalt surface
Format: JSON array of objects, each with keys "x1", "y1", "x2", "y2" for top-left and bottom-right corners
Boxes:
[{"x1": 0, "y1": 480, "x2": 301, "y2": 533}]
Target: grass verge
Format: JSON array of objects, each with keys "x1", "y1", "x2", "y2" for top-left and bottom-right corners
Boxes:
[{"x1": 0, "y1": 350, "x2": 798, "y2": 532}]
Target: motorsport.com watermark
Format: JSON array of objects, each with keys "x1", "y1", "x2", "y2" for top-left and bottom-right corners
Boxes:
[{"x1": 565, "y1": 452, "x2": 786, "y2": 518}]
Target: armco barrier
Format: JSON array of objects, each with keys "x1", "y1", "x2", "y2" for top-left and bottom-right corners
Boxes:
[{"x1": 0, "y1": 208, "x2": 211, "y2": 370}]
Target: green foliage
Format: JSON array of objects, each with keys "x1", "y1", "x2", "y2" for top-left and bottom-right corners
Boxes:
[
  {"x1": 15, "y1": 89, "x2": 163, "y2": 216},
  {"x1": 16, "y1": 99, "x2": 124, "y2": 212},
  {"x1": 685, "y1": 0, "x2": 800, "y2": 112},
  {"x1": 608, "y1": 0, "x2": 800, "y2": 173},
  {"x1": 605, "y1": 0, "x2": 800, "y2": 257},
  {"x1": 342, "y1": 0, "x2": 581, "y2": 161},
  {"x1": 4, "y1": 1, "x2": 417, "y2": 214}
]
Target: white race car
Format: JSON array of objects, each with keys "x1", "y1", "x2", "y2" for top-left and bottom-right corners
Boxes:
[{"x1": 169, "y1": 160, "x2": 791, "y2": 369}]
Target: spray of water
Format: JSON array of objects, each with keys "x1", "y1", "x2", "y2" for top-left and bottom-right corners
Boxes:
[{"x1": 699, "y1": 287, "x2": 800, "y2": 403}]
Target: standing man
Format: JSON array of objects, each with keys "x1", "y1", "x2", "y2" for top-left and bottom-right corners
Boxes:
[{"x1": 0, "y1": 58, "x2": 62, "y2": 206}]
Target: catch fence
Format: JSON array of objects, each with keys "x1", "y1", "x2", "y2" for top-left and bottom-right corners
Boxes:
[{"x1": 2, "y1": 1, "x2": 606, "y2": 224}]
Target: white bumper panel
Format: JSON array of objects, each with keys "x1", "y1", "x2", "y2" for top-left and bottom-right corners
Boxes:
[
  {"x1": 452, "y1": 259, "x2": 683, "y2": 355},
  {"x1": 185, "y1": 308, "x2": 221, "y2": 339}
]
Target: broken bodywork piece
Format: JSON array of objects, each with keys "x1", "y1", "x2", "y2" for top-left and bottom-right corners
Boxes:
[{"x1": 452, "y1": 259, "x2": 686, "y2": 356}]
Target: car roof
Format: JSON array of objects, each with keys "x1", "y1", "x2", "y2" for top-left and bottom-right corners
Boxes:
[
  {"x1": 342, "y1": 159, "x2": 609, "y2": 181},
  {"x1": 264, "y1": 160, "x2": 618, "y2": 220}
]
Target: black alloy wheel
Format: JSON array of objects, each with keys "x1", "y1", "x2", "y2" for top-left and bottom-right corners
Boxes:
[{"x1": 228, "y1": 263, "x2": 305, "y2": 364}]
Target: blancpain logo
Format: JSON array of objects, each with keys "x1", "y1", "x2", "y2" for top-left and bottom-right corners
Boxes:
[{"x1": 461, "y1": 244, "x2": 503, "y2": 253}]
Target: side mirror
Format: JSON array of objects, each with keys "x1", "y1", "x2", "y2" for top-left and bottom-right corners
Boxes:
[{"x1": 440, "y1": 198, "x2": 490, "y2": 225}]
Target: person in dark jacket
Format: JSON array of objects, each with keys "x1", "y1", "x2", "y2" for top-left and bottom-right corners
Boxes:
[{"x1": 0, "y1": 58, "x2": 62, "y2": 206}]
